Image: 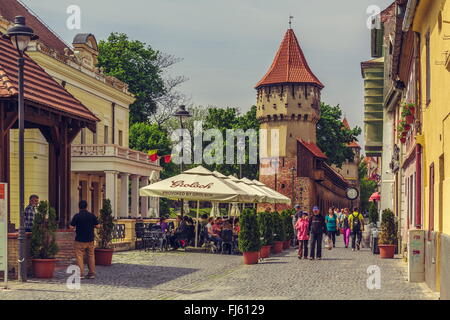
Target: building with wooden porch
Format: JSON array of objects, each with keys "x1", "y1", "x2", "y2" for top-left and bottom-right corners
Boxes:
[{"x1": 0, "y1": 0, "x2": 162, "y2": 230}]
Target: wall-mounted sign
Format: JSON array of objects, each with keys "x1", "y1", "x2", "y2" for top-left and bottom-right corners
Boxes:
[{"x1": 0, "y1": 183, "x2": 8, "y2": 288}]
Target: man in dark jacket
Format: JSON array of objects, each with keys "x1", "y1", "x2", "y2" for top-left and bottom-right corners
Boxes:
[
  {"x1": 70, "y1": 200, "x2": 100, "y2": 279},
  {"x1": 308, "y1": 205, "x2": 326, "y2": 260}
]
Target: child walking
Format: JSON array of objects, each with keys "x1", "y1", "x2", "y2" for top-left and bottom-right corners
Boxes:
[{"x1": 295, "y1": 212, "x2": 310, "y2": 259}]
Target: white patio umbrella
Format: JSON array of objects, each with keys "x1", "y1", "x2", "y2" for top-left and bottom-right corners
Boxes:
[
  {"x1": 251, "y1": 179, "x2": 292, "y2": 205},
  {"x1": 140, "y1": 165, "x2": 252, "y2": 247},
  {"x1": 227, "y1": 175, "x2": 268, "y2": 203}
]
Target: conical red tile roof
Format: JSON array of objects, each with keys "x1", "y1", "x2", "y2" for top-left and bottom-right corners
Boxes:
[
  {"x1": 256, "y1": 29, "x2": 324, "y2": 89},
  {"x1": 342, "y1": 117, "x2": 360, "y2": 149}
]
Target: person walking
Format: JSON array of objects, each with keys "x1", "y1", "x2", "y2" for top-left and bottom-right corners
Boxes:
[
  {"x1": 295, "y1": 212, "x2": 309, "y2": 259},
  {"x1": 325, "y1": 207, "x2": 338, "y2": 248},
  {"x1": 70, "y1": 200, "x2": 100, "y2": 279},
  {"x1": 24, "y1": 194, "x2": 39, "y2": 232},
  {"x1": 339, "y1": 208, "x2": 351, "y2": 248},
  {"x1": 308, "y1": 206, "x2": 326, "y2": 260},
  {"x1": 348, "y1": 207, "x2": 365, "y2": 251}
]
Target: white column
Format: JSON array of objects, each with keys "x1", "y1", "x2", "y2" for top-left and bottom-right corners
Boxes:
[
  {"x1": 105, "y1": 171, "x2": 118, "y2": 218},
  {"x1": 120, "y1": 173, "x2": 130, "y2": 218},
  {"x1": 140, "y1": 177, "x2": 149, "y2": 217},
  {"x1": 70, "y1": 173, "x2": 79, "y2": 218},
  {"x1": 130, "y1": 175, "x2": 140, "y2": 218}
]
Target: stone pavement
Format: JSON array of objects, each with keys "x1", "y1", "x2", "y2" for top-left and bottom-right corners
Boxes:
[{"x1": 0, "y1": 238, "x2": 438, "y2": 300}]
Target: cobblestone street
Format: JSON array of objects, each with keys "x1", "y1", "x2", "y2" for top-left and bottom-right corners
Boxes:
[{"x1": 0, "y1": 237, "x2": 438, "y2": 300}]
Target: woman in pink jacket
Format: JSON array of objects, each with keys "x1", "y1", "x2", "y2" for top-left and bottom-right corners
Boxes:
[{"x1": 295, "y1": 212, "x2": 310, "y2": 259}]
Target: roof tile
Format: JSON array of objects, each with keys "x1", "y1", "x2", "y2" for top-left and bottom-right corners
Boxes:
[
  {"x1": 298, "y1": 139, "x2": 327, "y2": 159},
  {"x1": 0, "y1": 35, "x2": 99, "y2": 123},
  {"x1": 256, "y1": 29, "x2": 323, "y2": 88}
]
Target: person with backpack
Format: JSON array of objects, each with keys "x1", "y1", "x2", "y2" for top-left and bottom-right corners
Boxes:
[
  {"x1": 339, "y1": 208, "x2": 351, "y2": 248},
  {"x1": 308, "y1": 206, "x2": 326, "y2": 260},
  {"x1": 348, "y1": 207, "x2": 365, "y2": 251}
]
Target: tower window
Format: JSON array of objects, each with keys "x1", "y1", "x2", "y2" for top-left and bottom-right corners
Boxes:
[
  {"x1": 298, "y1": 103, "x2": 302, "y2": 108},
  {"x1": 304, "y1": 115, "x2": 308, "y2": 121},
  {"x1": 285, "y1": 103, "x2": 288, "y2": 108},
  {"x1": 273, "y1": 104, "x2": 277, "y2": 109}
]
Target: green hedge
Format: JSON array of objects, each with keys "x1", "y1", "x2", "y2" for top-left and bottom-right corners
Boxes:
[{"x1": 238, "y1": 209, "x2": 261, "y2": 252}]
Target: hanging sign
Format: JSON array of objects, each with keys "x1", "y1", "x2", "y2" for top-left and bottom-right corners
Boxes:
[{"x1": 0, "y1": 183, "x2": 8, "y2": 288}]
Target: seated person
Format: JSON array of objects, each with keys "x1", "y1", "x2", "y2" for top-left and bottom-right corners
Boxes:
[
  {"x1": 156, "y1": 217, "x2": 168, "y2": 233},
  {"x1": 232, "y1": 218, "x2": 240, "y2": 235},
  {"x1": 212, "y1": 217, "x2": 223, "y2": 235},
  {"x1": 168, "y1": 215, "x2": 187, "y2": 249},
  {"x1": 206, "y1": 217, "x2": 222, "y2": 248}
]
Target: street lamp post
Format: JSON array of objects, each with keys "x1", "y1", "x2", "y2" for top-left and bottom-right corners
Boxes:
[
  {"x1": 173, "y1": 105, "x2": 191, "y2": 216},
  {"x1": 290, "y1": 167, "x2": 296, "y2": 206},
  {"x1": 3, "y1": 16, "x2": 39, "y2": 282}
]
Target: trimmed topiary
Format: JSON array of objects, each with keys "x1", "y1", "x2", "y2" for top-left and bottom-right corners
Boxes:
[
  {"x1": 272, "y1": 211, "x2": 286, "y2": 242},
  {"x1": 30, "y1": 201, "x2": 59, "y2": 259},
  {"x1": 238, "y1": 209, "x2": 261, "y2": 253},
  {"x1": 258, "y1": 210, "x2": 274, "y2": 246},
  {"x1": 97, "y1": 199, "x2": 115, "y2": 249},
  {"x1": 378, "y1": 209, "x2": 398, "y2": 245}
]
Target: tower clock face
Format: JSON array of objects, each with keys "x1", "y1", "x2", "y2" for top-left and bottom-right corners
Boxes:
[{"x1": 346, "y1": 187, "x2": 359, "y2": 200}]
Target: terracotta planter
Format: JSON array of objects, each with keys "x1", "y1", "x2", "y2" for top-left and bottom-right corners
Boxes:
[
  {"x1": 243, "y1": 251, "x2": 259, "y2": 265},
  {"x1": 32, "y1": 259, "x2": 57, "y2": 279},
  {"x1": 404, "y1": 124, "x2": 411, "y2": 131},
  {"x1": 405, "y1": 115, "x2": 415, "y2": 125},
  {"x1": 95, "y1": 248, "x2": 114, "y2": 266},
  {"x1": 260, "y1": 245, "x2": 271, "y2": 258},
  {"x1": 272, "y1": 241, "x2": 284, "y2": 254},
  {"x1": 378, "y1": 244, "x2": 396, "y2": 259},
  {"x1": 283, "y1": 240, "x2": 291, "y2": 250},
  {"x1": 400, "y1": 137, "x2": 406, "y2": 144}
]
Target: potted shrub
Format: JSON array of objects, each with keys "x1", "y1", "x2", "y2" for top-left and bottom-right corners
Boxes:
[
  {"x1": 258, "y1": 211, "x2": 274, "y2": 258},
  {"x1": 95, "y1": 199, "x2": 115, "y2": 266},
  {"x1": 238, "y1": 209, "x2": 261, "y2": 265},
  {"x1": 281, "y1": 210, "x2": 294, "y2": 249},
  {"x1": 30, "y1": 201, "x2": 59, "y2": 278},
  {"x1": 378, "y1": 209, "x2": 398, "y2": 259},
  {"x1": 272, "y1": 212, "x2": 285, "y2": 254}
]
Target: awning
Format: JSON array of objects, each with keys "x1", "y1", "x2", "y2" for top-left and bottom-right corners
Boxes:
[{"x1": 369, "y1": 192, "x2": 380, "y2": 202}]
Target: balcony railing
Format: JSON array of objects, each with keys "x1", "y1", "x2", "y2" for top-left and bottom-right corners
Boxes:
[{"x1": 71, "y1": 144, "x2": 159, "y2": 165}]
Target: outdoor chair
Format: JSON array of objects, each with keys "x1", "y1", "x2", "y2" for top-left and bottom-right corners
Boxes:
[
  {"x1": 135, "y1": 222, "x2": 146, "y2": 250},
  {"x1": 221, "y1": 229, "x2": 233, "y2": 254}
]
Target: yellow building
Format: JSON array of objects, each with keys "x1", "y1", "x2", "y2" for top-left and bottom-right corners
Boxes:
[
  {"x1": 0, "y1": 7, "x2": 161, "y2": 227},
  {"x1": 410, "y1": 0, "x2": 450, "y2": 298}
]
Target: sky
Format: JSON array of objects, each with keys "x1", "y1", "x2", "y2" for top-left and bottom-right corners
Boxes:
[{"x1": 20, "y1": 0, "x2": 394, "y2": 149}]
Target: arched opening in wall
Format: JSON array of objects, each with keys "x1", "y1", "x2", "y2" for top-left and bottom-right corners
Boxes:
[{"x1": 304, "y1": 115, "x2": 308, "y2": 121}]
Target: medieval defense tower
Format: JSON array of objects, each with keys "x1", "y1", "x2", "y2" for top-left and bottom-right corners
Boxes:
[{"x1": 256, "y1": 28, "x2": 351, "y2": 212}]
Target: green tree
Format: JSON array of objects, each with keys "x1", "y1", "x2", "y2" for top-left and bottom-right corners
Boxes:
[
  {"x1": 358, "y1": 159, "x2": 378, "y2": 214},
  {"x1": 97, "y1": 33, "x2": 165, "y2": 123},
  {"x1": 316, "y1": 103, "x2": 362, "y2": 168}
]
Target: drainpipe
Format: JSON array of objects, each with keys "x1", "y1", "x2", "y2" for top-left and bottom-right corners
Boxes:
[
  {"x1": 415, "y1": 144, "x2": 422, "y2": 228},
  {"x1": 112, "y1": 103, "x2": 116, "y2": 144}
]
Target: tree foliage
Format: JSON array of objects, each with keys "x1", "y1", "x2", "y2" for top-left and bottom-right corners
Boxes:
[
  {"x1": 316, "y1": 103, "x2": 362, "y2": 168},
  {"x1": 358, "y1": 158, "x2": 378, "y2": 214},
  {"x1": 30, "y1": 201, "x2": 59, "y2": 259},
  {"x1": 281, "y1": 210, "x2": 295, "y2": 241},
  {"x1": 98, "y1": 33, "x2": 187, "y2": 125}
]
